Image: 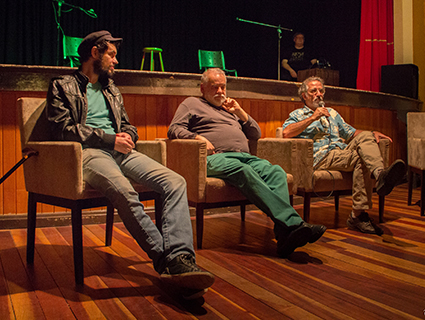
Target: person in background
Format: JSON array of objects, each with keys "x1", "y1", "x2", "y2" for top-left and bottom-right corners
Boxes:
[{"x1": 281, "y1": 32, "x2": 317, "y2": 81}]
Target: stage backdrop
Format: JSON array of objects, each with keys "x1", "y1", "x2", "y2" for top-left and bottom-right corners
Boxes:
[{"x1": 0, "y1": 0, "x2": 361, "y2": 87}]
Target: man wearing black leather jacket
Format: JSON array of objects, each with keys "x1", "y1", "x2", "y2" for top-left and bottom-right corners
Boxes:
[{"x1": 46, "y1": 30, "x2": 214, "y2": 299}]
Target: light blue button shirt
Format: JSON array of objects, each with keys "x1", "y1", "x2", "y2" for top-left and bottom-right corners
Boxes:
[{"x1": 282, "y1": 106, "x2": 356, "y2": 166}]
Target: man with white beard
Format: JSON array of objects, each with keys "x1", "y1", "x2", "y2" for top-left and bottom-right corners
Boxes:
[{"x1": 168, "y1": 68, "x2": 326, "y2": 258}]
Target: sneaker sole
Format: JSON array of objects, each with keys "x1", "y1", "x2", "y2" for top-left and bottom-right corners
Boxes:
[
  {"x1": 377, "y1": 160, "x2": 406, "y2": 196},
  {"x1": 277, "y1": 225, "x2": 312, "y2": 258},
  {"x1": 160, "y1": 272, "x2": 215, "y2": 290}
]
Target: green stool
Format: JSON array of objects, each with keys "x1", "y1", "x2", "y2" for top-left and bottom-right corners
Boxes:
[{"x1": 140, "y1": 47, "x2": 164, "y2": 71}]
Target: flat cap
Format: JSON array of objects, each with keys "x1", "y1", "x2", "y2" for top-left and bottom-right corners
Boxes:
[{"x1": 78, "y1": 30, "x2": 123, "y2": 57}]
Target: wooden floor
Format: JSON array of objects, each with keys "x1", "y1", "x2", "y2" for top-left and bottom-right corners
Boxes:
[{"x1": 1, "y1": 184, "x2": 424, "y2": 319}]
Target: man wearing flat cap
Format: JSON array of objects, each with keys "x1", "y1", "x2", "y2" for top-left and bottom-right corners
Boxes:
[{"x1": 46, "y1": 30, "x2": 214, "y2": 299}]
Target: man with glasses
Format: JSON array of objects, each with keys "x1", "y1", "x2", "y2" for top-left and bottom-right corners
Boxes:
[{"x1": 281, "y1": 77, "x2": 406, "y2": 235}]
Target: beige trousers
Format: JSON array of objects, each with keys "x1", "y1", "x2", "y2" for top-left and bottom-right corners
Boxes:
[{"x1": 315, "y1": 131, "x2": 384, "y2": 210}]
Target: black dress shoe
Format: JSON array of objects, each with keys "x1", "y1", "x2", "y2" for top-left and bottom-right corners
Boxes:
[
  {"x1": 376, "y1": 159, "x2": 406, "y2": 196},
  {"x1": 277, "y1": 223, "x2": 312, "y2": 258},
  {"x1": 302, "y1": 222, "x2": 327, "y2": 243}
]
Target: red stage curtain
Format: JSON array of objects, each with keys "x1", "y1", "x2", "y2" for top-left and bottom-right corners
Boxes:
[{"x1": 356, "y1": 0, "x2": 394, "y2": 92}]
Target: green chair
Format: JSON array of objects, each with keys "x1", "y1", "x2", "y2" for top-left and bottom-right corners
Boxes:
[
  {"x1": 198, "y1": 50, "x2": 237, "y2": 77},
  {"x1": 63, "y1": 36, "x2": 83, "y2": 68},
  {"x1": 140, "y1": 47, "x2": 164, "y2": 71}
]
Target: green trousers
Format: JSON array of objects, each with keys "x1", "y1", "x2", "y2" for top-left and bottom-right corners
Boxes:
[{"x1": 207, "y1": 152, "x2": 303, "y2": 229}]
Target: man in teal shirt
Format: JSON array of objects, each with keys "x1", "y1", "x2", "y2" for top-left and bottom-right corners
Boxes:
[{"x1": 47, "y1": 30, "x2": 214, "y2": 299}]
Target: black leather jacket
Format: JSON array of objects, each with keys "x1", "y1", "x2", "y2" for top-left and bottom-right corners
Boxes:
[{"x1": 46, "y1": 70, "x2": 138, "y2": 150}]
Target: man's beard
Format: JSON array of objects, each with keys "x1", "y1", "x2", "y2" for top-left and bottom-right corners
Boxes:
[
  {"x1": 93, "y1": 56, "x2": 114, "y2": 78},
  {"x1": 214, "y1": 94, "x2": 226, "y2": 105},
  {"x1": 312, "y1": 97, "x2": 321, "y2": 108}
]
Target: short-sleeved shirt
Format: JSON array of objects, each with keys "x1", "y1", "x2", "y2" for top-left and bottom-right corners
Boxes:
[
  {"x1": 282, "y1": 47, "x2": 314, "y2": 72},
  {"x1": 86, "y1": 81, "x2": 115, "y2": 135},
  {"x1": 282, "y1": 106, "x2": 356, "y2": 166}
]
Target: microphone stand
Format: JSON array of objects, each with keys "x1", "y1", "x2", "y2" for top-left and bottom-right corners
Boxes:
[
  {"x1": 55, "y1": 0, "x2": 64, "y2": 66},
  {"x1": 0, "y1": 148, "x2": 38, "y2": 185},
  {"x1": 236, "y1": 18, "x2": 292, "y2": 80},
  {"x1": 52, "y1": 0, "x2": 97, "y2": 66}
]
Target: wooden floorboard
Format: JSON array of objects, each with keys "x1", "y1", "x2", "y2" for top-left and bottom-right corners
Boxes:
[{"x1": 0, "y1": 184, "x2": 424, "y2": 319}]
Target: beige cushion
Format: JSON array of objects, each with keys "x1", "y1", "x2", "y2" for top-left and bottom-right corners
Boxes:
[
  {"x1": 166, "y1": 139, "x2": 296, "y2": 206},
  {"x1": 18, "y1": 97, "x2": 166, "y2": 201},
  {"x1": 275, "y1": 126, "x2": 389, "y2": 193},
  {"x1": 408, "y1": 112, "x2": 425, "y2": 170}
]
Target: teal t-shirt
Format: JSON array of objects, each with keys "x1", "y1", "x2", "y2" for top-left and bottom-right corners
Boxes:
[{"x1": 86, "y1": 81, "x2": 115, "y2": 135}]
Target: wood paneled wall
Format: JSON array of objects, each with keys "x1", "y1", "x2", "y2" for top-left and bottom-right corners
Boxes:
[
  {"x1": 0, "y1": 90, "x2": 406, "y2": 216},
  {"x1": 1, "y1": 64, "x2": 420, "y2": 216}
]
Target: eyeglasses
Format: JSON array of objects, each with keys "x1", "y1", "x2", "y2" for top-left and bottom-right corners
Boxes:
[{"x1": 308, "y1": 88, "x2": 325, "y2": 95}]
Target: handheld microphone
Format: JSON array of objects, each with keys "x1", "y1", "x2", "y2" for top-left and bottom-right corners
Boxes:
[
  {"x1": 318, "y1": 96, "x2": 325, "y2": 108},
  {"x1": 317, "y1": 97, "x2": 329, "y2": 127}
]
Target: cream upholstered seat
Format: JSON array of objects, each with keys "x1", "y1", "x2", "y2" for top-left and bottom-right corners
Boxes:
[
  {"x1": 275, "y1": 127, "x2": 390, "y2": 223},
  {"x1": 407, "y1": 112, "x2": 425, "y2": 216},
  {"x1": 165, "y1": 138, "x2": 296, "y2": 249},
  {"x1": 18, "y1": 97, "x2": 165, "y2": 285}
]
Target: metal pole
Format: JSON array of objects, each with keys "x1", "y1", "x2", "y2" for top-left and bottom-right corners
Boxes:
[{"x1": 236, "y1": 18, "x2": 292, "y2": 80}]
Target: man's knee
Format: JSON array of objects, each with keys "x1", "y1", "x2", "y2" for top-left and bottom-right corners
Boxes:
[
  {"x1": 237, "y1": 163, "x2": 255, "y2": 176},
  {"x1": 354, "y1": 130, "x2": 375, "y2": 143},
  {"x1": 164, "y1": 168, "x2": 187, "y2": 189},
  {"x1": 266, "y1": 164, "x2": 287, "y2": 180}
]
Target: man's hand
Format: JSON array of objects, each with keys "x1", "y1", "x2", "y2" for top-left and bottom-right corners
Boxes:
[
  {"x1": 195, "y1": 135, "x2": 215, "y2": 155},
  {"x1": 282, "y1": 106, "x2": 329, "y2": 138},
  {"x1": 372, "y1": 131, "x2": 393, "y2": 143},
  {"x1": 114, "y1": 132, "x2": 135, "y2": 154},
  {"x1": 222, "y1": 98, "x2": 248, "y2": 122},
  {"x1": 312, "y1": 106, "x2": 330, "y2": 120},
  {"x1": 290, "y1": 69, "x2": 298, "y2": 78},
  {"x1": 222, "y1": 98, "x2": 241, "y2": 113}
]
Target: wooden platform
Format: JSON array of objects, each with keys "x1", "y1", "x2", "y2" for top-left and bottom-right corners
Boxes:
[
  {"x1": 0, "y1": 64, "x2": 421, "y2": 217},
  {"x1": 1, "y1": 184, "x2": 424, "y2": 319}
]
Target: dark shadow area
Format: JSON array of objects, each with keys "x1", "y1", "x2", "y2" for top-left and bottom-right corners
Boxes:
[
  {"x1": 0, "y1": 244, "x2": 208, "y2": 316},
  {"x1": 0, "y1": 0, "x2": 361, "y2": 87}
]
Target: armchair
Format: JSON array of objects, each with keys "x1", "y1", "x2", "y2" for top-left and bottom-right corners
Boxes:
[
  {"x1": 165, "y1": 139, "x2": 296, "y2": 249},
  {"x1": 407, "y1": 112, "x2": 425, "y2": 216},
  {"x1": 276, "y1": 127, "x2": 390, "y2": 223},
  {"x1": 18, "y1": 97, "x2": 165, "y2": 285}
]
